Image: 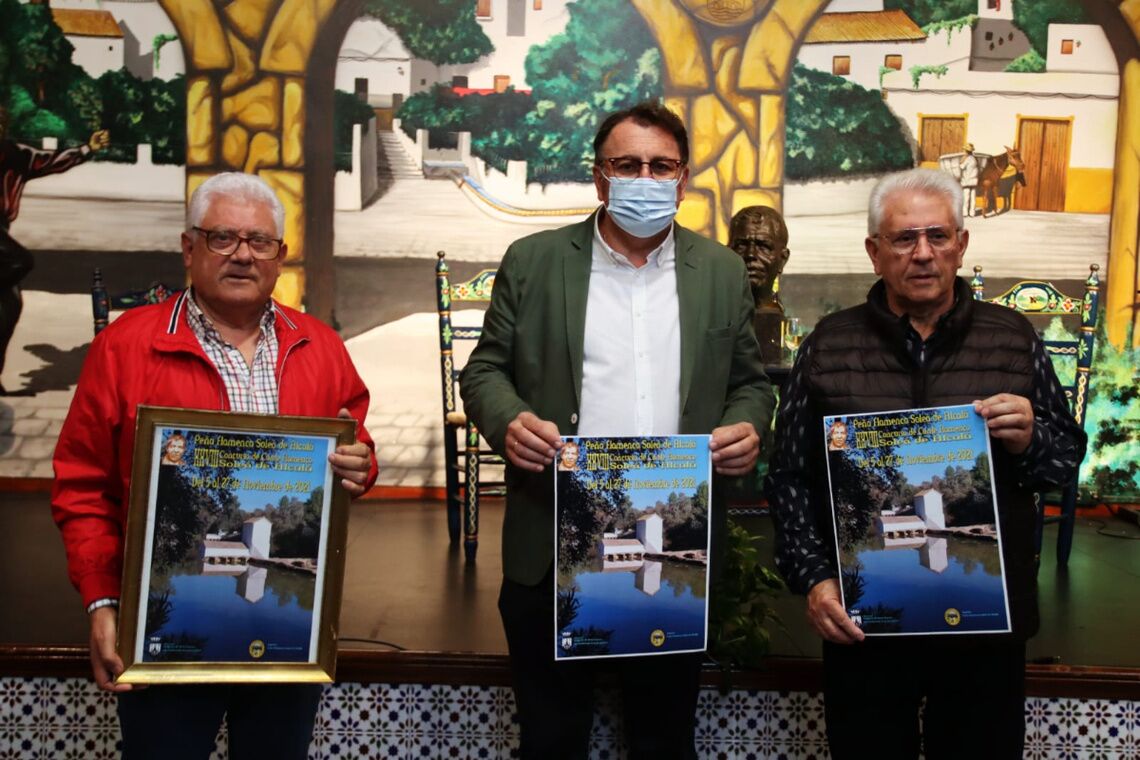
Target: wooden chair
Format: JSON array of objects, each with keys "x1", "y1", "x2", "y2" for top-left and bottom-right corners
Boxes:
[
  {"x1": 970, "y1": 264, "x2": 1100, "y2": 567},
  {"x1": 92, "y1": 268, "x2": 174, "y2": 334},
  {"x1": 435, "y1": 252, "x2": 504, "y2": 562}
]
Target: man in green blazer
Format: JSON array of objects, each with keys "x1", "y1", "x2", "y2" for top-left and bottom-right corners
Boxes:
[{"x1": 461, "y1": 102, "x2": 774, "y2": 759}]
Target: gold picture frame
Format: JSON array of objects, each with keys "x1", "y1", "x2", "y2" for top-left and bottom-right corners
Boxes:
[{"x1": 116, "y1": 406, "x2": 354, "y2": 684}]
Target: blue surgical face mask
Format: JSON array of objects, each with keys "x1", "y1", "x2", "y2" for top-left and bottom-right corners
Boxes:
[{"x1": 604, "y1": 176, "x2": 680, "y2": 239}]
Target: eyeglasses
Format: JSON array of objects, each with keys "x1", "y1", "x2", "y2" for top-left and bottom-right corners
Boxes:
[
  {"x1": 872, "y1": 225, "x2": 960, "y2": 256},
  {"x1": 601, "y1": 156, "x2": 685, "y2": 181},
  {"x1": 193, "y1": 227, "x2": 283, "y2": 260}
]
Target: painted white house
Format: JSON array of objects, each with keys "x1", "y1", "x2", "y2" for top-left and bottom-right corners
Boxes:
[
  {"x1": 914, "y1": 488, "x2": 947, "y2": 530},
  {"x1": 824, "y1": 0, "x2": 883, "y2": 12},
  {"x1": 977, "y1": 0, "x2": 1014, "y2": 22},
  {"x1": 1046, "y1": 24, "x2": 1116, "y2": 74},
  {"x1": 50, "y1": 8, "x2": 124, "y2": 79},
  {"x1": 414, "y1": 0, "x2": 572, "y2": 93},
  {"x1": 882, "y1": 66, "x2": 1119, "y2": 214},
  {"x1": 242, "y1": 516, "x2": 272, "y2": 560},
  {"x1": 636, "y1": 513, "x2": 663, "y2": 554},
  {"x1": 796, "y1": 8, "x2": 927, "y2": 92},
  {"x1": 48, "y1": 0, "x2": 185, "y2": 80},
  {"x1": 336, "y1": 17, "x2": 412, "y2": 106}
]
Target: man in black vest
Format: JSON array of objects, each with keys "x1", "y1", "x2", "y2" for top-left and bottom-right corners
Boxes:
[{"x1": 766, "y1": 168, "x2": 1086, "y2": 760}]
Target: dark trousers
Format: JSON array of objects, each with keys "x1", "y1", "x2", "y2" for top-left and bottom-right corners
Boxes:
[
  {"x1": 822, "y1": 638, "x2": 1027, "y2": 760},
  {"x1": 116, "y1": 683, "x2": 322, "y2": 760},
  {"x1": 499, "y1": 568, "x2": 702, "y2": 760},
  {"x1": 0, "y1": 226, "x2": 31, "y2": 386}
]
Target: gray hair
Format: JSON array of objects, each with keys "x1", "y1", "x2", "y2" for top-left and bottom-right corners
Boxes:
[
  {"x1": 867, "y1": 168, "x2": 963, "y2": 235},
  {"x1": 187, "y1": 172, "x2": 286, "y2": 238}
]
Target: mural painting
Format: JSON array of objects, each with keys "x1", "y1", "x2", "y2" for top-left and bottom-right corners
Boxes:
[{"x1": 0, "y1": 0, "x2": 1137, "y2": 505}]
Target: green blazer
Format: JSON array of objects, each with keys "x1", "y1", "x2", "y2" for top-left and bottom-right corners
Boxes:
[{"x1": 460, "y1": 212, "x2": 775, "y2": 586}]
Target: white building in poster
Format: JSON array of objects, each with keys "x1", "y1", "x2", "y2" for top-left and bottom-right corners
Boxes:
[
  {"x1": 636, "y1": 513, "x2": 663, "y2": 554},
  {"x1": 914, "y1": 488, "x2": 947, "y2": 530},
  {"x1": 242, "y1": 516, "x2": 272, "y2": 560}
]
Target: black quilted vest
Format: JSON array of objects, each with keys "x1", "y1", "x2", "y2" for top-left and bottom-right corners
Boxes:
[{"x1": 804, "y1": 277, "x2": 1041, "y2": 637}]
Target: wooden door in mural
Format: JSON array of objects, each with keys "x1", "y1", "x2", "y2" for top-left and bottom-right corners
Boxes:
[
  {"x1": 373, "y1": 107, "x2": 394, "y2": 131},
  {"x1": 1015, "y1": 118, "x2": 1070, "y2": 212},
  {"x1": 920, "y1": 116, "x2": 966, "y2": 163}
]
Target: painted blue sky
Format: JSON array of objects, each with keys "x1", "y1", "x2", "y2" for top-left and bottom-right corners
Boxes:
[
  {"x1": 158, "y1": 427, "x2": 332, "y2": 512},
  {"x1": 567, "y1": 435, "x2": 711, "y2": 512},
  {"x1": 825, "y1": 404, "x2": 991, "y2": 486}
]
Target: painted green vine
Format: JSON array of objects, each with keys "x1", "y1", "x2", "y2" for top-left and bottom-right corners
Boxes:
[
  {"x1": 908, "y1": 64, "x2": 949, "y2": 90},
  {"x1": 922, "y1": 14, "x2": 978, "y2": 45},
  {"x1": 152, "y1": 33, "x2": 179, "y2": 72}
]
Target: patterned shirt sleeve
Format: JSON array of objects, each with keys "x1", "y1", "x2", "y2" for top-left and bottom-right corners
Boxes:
[
  {"x1": 764, "y1": 337, "x2": 836, "y2": 596},
  {"x1": 1010, "y1": 334, "x2": 1088, "y2": 490}
]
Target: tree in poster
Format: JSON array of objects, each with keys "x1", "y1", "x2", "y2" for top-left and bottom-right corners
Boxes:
[
  {"x1": 828, "y1": 443, "x2": 910, "y2": 552},
  {"x1": 558, "y1": 459, "x2": 634, "y2": 568}
]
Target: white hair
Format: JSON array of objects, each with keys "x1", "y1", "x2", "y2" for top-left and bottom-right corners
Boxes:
[
  {"x1": 187, "y1": 172, "x2": 286, "y2": 237},
  {"x1": 867, "y1": 168, "x2": 963, "y2": 235}
]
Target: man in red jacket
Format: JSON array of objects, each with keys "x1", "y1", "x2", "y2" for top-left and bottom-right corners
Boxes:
[{"x1": 52, "y1": 172, "x2": 378, "y2": 759}]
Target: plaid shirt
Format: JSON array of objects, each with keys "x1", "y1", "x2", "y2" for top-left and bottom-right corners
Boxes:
[{"x1": 185, "y1": 291, "x2": 279, "y2": 414}]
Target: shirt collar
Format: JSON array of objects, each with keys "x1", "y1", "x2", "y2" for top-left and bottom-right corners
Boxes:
[
  {"x1": 184, "y1": 289, "x2": 276, "y2": 343},
  {"x1": 592, "y1": 211, "x2": 675, "y2": 269}
]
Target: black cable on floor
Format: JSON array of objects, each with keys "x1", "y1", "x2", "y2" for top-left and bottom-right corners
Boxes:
[
  {"x1": 338, "y1": 637, "x2": 407, "y2": 650},
  {"x1": 1085, "y1": 518, "x2": 1140, "y2": 540}
]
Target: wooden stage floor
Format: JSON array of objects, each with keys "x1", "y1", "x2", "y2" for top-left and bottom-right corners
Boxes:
[{"x1": 2, "y1": 493, "x2": 1138, "y2": 692}]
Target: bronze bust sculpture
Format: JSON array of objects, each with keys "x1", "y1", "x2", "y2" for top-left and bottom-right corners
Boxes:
[{"x1": 729, "y1": 206, "x2": 790, "y2": 363}]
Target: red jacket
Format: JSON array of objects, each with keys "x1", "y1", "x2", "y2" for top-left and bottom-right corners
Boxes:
[{"x1": 52, "y1": 291, "x2": 378, "y2": 607}]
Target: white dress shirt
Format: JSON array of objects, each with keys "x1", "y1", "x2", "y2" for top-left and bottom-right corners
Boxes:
[{"x1": 577, "y1": 217, "x2": 681, "y2": 436}]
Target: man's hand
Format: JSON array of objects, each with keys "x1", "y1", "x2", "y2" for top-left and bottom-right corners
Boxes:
[
  {"x1": 974, "y1": 393, "x2": 1034, "y2": 455},
  {"x1": 87, "y1": 130, "x2": 110, "y2": 151},
  {"x1": 89, "y1": 606, "x2": 135, "y2": 692},
  {"x1": 709, "y1": 421, "x2": 760, "y2": 476},
  {"x1": 806, "y1": 579, "x2": 865, "y2": 645},
  {"x1": 504, "y1": 411, "x2": 560, "y2": 472},
  {"x1": 329, "y1": 407, "x2": 373, "y2": 497}
]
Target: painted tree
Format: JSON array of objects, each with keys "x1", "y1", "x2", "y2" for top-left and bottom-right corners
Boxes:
[
  {"x1": 361, "y1": 0, "x2": 493, "y2": 65},
  {"x1": 521, "y1": 0, "x2": 661, "y2": 182},
  {"x1": 3, "y1": 0, "x2": 74, "y2": 105},
  {"x1": 784, "y1": 63, "x2": 914, "y2": 180},
  {"x1": 883, "y1": 0, "x2": 975, "y2": 26}
]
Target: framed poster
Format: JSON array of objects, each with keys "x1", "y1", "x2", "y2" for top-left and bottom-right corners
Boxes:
[
  {"x1": 824, "y1": 404, "x2": 1012, "y2": 636},
  {"x1": 554, "y1": 435, "x2": 712, "y2": 660},
  {"x1": 116, "y1": 406, "x2": 355, "y2": 683}
]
